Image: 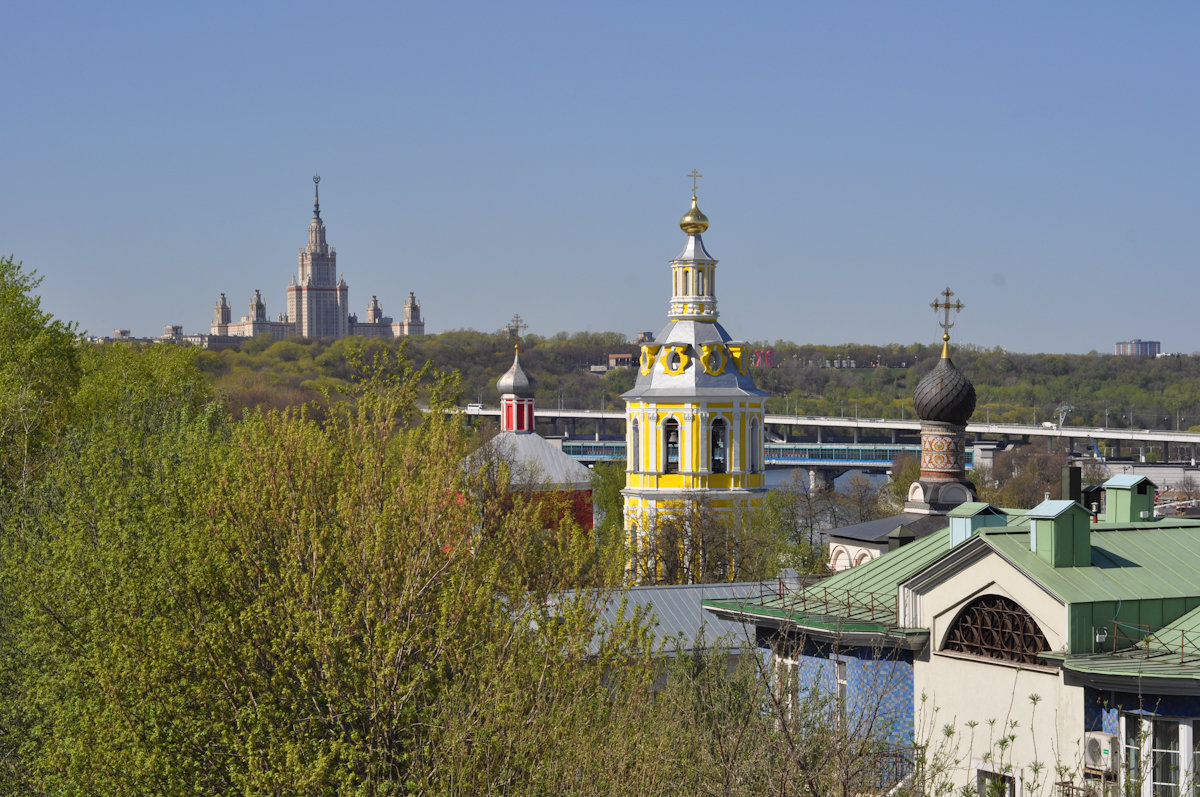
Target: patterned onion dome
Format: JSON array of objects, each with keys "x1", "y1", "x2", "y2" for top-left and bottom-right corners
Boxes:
[
  {"x1": 913, "y1": 354, "x2": 976, "y2": 424},
  {"x1": 497, "y1": 346, "x2": 537, "y2": 397}
]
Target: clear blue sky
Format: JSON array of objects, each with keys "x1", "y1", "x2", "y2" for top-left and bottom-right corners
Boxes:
[{"x1": 5, "y1": 2, "x2": 1197, "y2": 353}]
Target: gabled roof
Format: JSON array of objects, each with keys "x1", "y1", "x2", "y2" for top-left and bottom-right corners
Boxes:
[
  {"x1": 479, "y1": 432, "x2": 594, "y2": 489},
  {"x1": 948, "y1": 502, "x2": 1006, "y2": 518},
  {"x1": 1026, "y1": 499, "x2": 1087, "y2": 519},
  {"x1": 1103, "y1": 474, "x2": 1156, "y2": 490},
  {"x1": 826, "y1": 512, "x2": 949, "y2": 544}
]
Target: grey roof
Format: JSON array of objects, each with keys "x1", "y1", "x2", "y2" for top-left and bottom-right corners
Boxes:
[
  {"x1": 674, "y1": 234, "x2": 714, "y2": 262},
  {"x1": 480, "y1": 432, "x2": 593, "y2": 489},
  {"x1": 826, "y1": 512, "x2": 950, "y2": 544},
  {"x1": 622, "y1": 319, "x2": 765, "y2": 399},
  {"x1": 568, "y1": 580, "x2": 790, "y2": 655}
]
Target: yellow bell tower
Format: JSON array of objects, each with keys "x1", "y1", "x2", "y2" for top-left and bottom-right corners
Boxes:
[{"x1": 621, "y1": 175, "x2": 767, "y2": 582}]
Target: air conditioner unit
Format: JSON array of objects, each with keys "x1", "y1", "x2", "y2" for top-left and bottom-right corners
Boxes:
[{"x1": 1084, "y1": 731, "x2": 1118, "y2": 772}]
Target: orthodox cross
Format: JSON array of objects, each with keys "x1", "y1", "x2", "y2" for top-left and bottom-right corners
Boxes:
[
  {"x1": 506, "y1": 313, "x2": 528, "y2": 340},
  {"x1": 931, "y1": 286, "x2": 964, "y2": 342},
  {"x1": 688, "y1": 169, "x2": 702, "y2": 196}
]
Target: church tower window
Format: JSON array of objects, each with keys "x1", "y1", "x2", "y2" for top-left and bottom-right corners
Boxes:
[
  {"x1": 711, "y1": 418, "x2": 727, "y2": 474},
  {"x1": 749, "y1": 418, "x2": 761, "y2": 473},
  {"x1": 663, "y1": 419, "x2": 680, "y2": 474},
  {"x1": 630, "y1": 420, "x2": 640, "y2": 471}
]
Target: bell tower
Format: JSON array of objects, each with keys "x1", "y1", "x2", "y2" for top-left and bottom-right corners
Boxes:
[{"x1": 621, "y1": 174, "x2": 767, "y2": 583}]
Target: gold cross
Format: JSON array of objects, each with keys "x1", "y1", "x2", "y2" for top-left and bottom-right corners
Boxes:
[
  {"x1": 930, "y1": 287, "x2": 964, "y2": 341},
  {"x1": 688, "y1": 169, "x2": 702, "y2": 196}
]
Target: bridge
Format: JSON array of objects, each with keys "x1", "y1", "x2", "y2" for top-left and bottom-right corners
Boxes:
[
  {"x1": 462, "y1": 406, "x2": 1200, "y2": 463},
  {"x1": 557, "y1": 439, "x2": 973, "y2": 469}
]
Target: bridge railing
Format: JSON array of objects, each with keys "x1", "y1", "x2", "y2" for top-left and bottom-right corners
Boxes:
[{"x1": 559, "y1": 440, "x2": 973, "y2": 468}]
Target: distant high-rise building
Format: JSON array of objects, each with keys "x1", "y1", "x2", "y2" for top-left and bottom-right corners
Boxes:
[
  {"x1": 210, "y1": 177, "x2": 425, "y2": 342},
  {"x1": 1115, "y1": 339, "x2": 1161, "y2": 357}
]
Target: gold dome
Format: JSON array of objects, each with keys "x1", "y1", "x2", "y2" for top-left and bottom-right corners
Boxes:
[{"x1": 680, "y1": 195, "x2": 709, "y2": 235}]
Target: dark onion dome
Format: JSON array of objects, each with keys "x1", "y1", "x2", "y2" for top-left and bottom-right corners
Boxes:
[
  {"x1": 497, "y1": 345, "x2": 537, "y2": 397},
  {"x1": 913, "y1": 351, "x2": 976, "y2": 424}
]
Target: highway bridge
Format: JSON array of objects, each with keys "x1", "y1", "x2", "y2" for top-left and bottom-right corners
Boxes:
[{"x1": 461, "y1": 406, "x2": 1200, "y2": 462}]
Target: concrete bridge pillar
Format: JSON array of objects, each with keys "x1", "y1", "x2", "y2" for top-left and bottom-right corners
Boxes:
[
  {"x1": 816, "y1": 427, "x2": 823, "y2": 444},
  {"x1": 807, "y1": 468, "x2": 831, "y2": 492},
  {"x1": 1139, "y1": 445, "x2": 1146, "y2": 464},
  {"x1": 853, "y1": 427, "x2": 860, "y2": 444}
]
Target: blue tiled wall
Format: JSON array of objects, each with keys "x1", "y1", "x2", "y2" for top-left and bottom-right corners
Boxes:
[
  {"x1": 1084, "y1": 687, "x2": 1200, "y2": 734},
  {"x1": 788, "y1": 642, "x2": 914, "y2": 747}
]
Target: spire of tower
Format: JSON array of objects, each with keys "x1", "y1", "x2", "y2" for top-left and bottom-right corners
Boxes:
[
  {"x1": 312, "y1": 174, "x2": 321, "y2": 219},
  {"x1": 669, "y1": 171, "x2": 717, "y2": 321}
]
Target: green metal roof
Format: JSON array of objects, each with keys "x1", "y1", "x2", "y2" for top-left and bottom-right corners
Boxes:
[
  {"x1": 1062, "y1": 604, "x2": 1200, "y2": 681},
  {"x1": 1104, "y1": 474, "x2": 1155, "y2": 489},
  {"x1": 948, "y1": 502, "x2": 1005, "y2": 518},
  {"x1": 981, "y1": 520, "x2": 1200, "y2": 604},
  {"x1": 704, "y1": 525, "x2": 952, "y2": 630}
]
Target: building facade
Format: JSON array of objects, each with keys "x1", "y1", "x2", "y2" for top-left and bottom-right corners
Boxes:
[
  {"x1": 211, "y1": 177, "x2": 424, "y2": 342},
  {"x1": 621, "y1": 188, "x2": 767, "y2": 582},
  {"x1": 707, "y1": 475, "x2": 1200, "y2": 795},
  {"x1": 1115, "y1": 339, "x2": 1161, "y2": 357}
]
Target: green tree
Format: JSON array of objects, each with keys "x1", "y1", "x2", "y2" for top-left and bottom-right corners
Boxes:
[{"x1": 0, "y1": 256, "x2": 80, "y2": 490}]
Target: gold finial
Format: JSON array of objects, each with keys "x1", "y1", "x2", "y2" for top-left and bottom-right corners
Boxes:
[
  {"x1": 680, "y1": 170, "x2": 709, "y2": 234},
  {"x1": 930, "y1": 287, "x2": 964, "y2": 358}
]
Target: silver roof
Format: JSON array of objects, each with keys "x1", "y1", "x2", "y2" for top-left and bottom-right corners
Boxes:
[
  {"x1": 674, "y1": 234, "x2": 714, "y2": 262},
  {"x1": 560, "y1": 580, "x2": 793, "y2": 655},
  {"x1": 480, "y1": 431, "x2": 593, "y2": 489},
  {"x1": 623, "y1": 319, "x2": 765, "y2": 399}
]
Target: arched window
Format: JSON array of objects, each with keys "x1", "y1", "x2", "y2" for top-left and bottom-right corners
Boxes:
[
  {"x1": 682, "y1": 270, "x2": 690, "y2": 295},
  {"x1": 943, "y1": 594, "x2": 1050, "y2": 666},
  {"x1": 749, "y1": 418, "x2": 761, "y2": 473},
  {"x1": 697, "y1": 269, "x2": 706, "y2": 296},
  {"x1": 663, "y1": 419, "x2": 679, "y2": 474},
  {"x1": 630, "y1": 419, "x2": 640, "y2": 471},
  {"x1": 711, "y1": 418, "x2": 727, "y2": 474}
]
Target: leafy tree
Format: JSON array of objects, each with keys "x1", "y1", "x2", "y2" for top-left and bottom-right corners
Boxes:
[{"x1": 0, "y1": 255, "x2": 80, "y2": 490}]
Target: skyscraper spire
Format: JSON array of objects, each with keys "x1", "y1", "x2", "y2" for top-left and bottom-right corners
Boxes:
[{"x1": 313, "y1": 174, "x2": 321, "y2": 219}]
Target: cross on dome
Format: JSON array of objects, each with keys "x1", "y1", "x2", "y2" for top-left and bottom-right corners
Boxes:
[{"x1": 930, "y1": 286, "x2": 964, "y2": 352}]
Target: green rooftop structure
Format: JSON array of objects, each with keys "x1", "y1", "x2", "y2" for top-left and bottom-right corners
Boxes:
[{"x1": 704, "y1": 496, "x2": 1200, "y2": 795}]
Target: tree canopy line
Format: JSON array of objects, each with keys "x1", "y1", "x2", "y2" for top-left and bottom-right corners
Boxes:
[
  {"x1": 194, "y1": 328, "x2": 1200, "y2": 434},
  {"x1": 0, "y1": 254, "x2": 1138, "y2": 792}
]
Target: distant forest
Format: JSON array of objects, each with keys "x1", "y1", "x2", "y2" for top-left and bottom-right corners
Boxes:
[{"x1": 196, "y1": 330, "x2": 1200, "y2": 432}]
